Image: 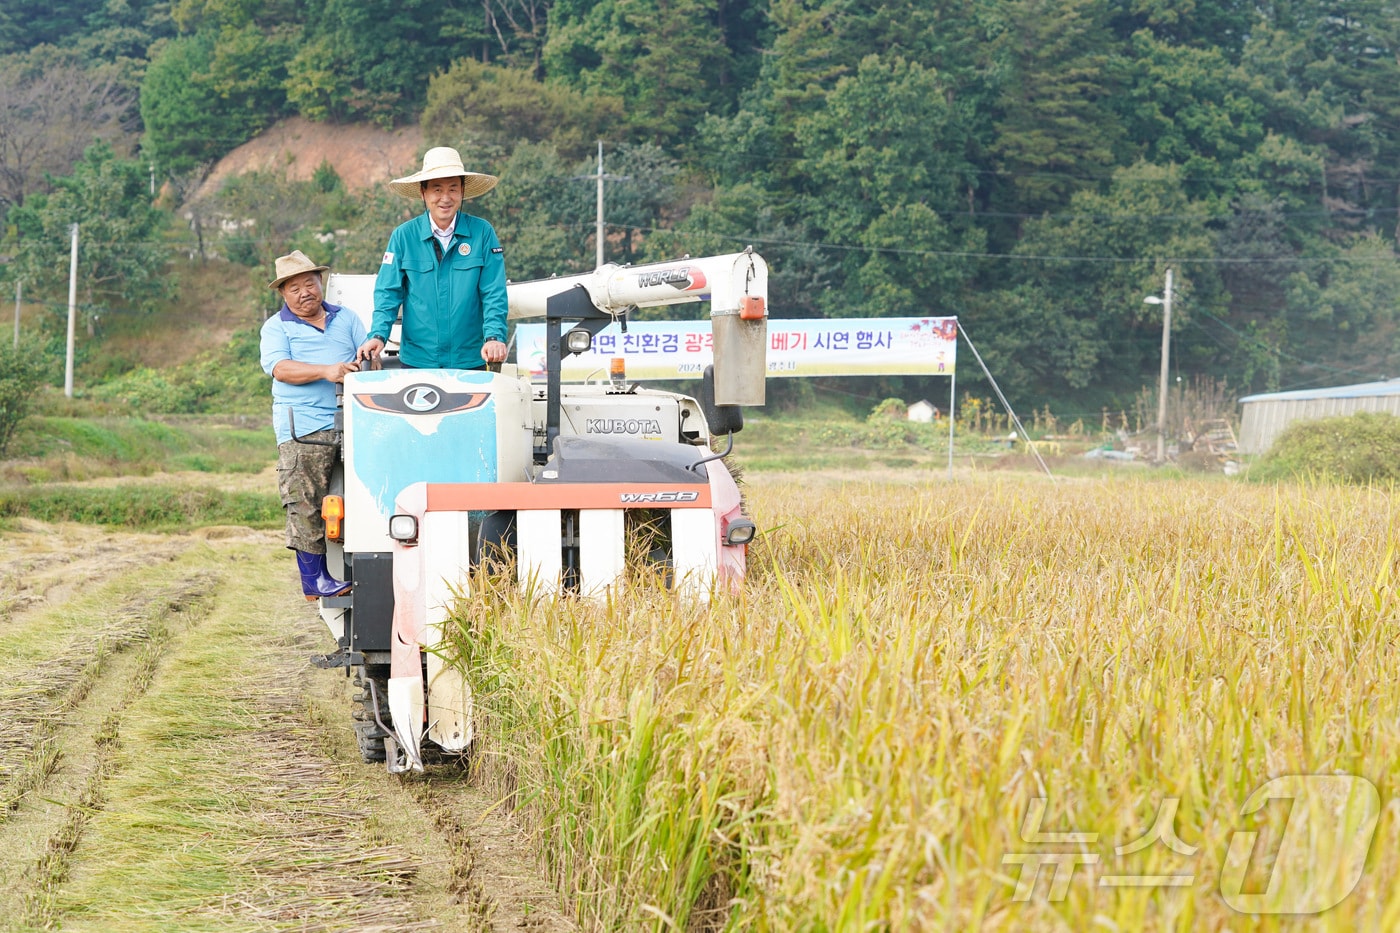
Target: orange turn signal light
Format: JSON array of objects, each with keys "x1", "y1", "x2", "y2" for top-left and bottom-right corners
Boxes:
[
  {"x1": 739, "y1": 295, "x2": 766, "y2": 321},
  {"x1": 321, "y1": 495, "x2": 345, "y2": 541}
]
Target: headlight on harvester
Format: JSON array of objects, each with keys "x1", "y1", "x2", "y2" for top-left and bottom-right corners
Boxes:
[
  {"x1": 564, "y1": 327, "x2": 593, "y2": 353},
  {"x1": 722, "y1": 518, "x2": 756, "y2": 547},
  {"x1": 388, "y1": 514, "x2": 419, "y2": 544}
]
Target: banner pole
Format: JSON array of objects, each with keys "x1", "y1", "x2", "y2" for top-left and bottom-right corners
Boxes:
[
  {"x1": 959, "y1": 322, "x2": 1054, "y2": 480},
  {"x1": 947, "y1": 365, "x2": 955, "y2": 479}
]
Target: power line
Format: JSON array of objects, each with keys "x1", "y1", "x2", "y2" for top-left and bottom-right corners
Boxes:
[
  {"x1": 1188, "y1": 308, "x2": 1389, "y2": 382},
  {"x1": 602, "y1": 222, "x2": 1400, "y2": 266},
  {"x1": 10, "y1": 219, "x2": 1398, "y2": 269}
]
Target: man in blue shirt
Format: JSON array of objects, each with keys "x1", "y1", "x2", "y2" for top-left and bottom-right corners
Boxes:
[
  {"x1": 260, "y1": 250, "x2": 368, "y2": 600},
  {"x1": 355, "y1": 147, "x2": 509, "y2": 369}
]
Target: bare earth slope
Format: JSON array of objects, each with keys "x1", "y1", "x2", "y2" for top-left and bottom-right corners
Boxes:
[
  {"x1": 0, "y1": 521, "x2": 572, "y2": 932},
  {"x1": 196, "y1": 117, "x2": 426, "y2": 199}
]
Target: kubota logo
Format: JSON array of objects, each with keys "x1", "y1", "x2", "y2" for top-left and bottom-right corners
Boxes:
[
  {"x1": 353, "y1": 384, "x2": 491, "y2": 415},
  {"x1": 586, "y1": 418, "x2": 662, "y2": 435},
  {"x1": 403, "y1": 386, "x2": 441, "y2": 411},
  {"x1": 620, "y1": 491, "x2": 700, "y2": 503}
]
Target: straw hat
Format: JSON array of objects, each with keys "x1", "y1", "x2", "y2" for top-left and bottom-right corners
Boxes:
[
  {"x1": 269, "y1": 249, "x2": 329, "y2": 290},
  {"x1": 388, "y1": 147, "x2": 498, "y2": 200}
]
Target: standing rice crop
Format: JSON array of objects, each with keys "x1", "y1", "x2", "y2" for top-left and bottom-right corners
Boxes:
[{"x1": 450, "y1": 475, "x2": 1400, "y2": 930}]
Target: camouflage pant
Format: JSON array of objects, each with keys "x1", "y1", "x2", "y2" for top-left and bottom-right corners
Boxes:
[{"x1": 276, "y1": 431, "x2": 340, "y2": 553}]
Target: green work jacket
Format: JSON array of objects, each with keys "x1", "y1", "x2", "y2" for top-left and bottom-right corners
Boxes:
[{"x1": 370, "y1": 211, "x2": 508, "y2": 368}]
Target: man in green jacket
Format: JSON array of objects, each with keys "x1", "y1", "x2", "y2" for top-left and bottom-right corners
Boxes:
[{"x1": 356, "y1": 147, "x2": 509, "y2": 369}]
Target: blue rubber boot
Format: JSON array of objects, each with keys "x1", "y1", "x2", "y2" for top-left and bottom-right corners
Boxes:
[{"x1": 296, "y1": 550, "x2": 351, "y2": 600}]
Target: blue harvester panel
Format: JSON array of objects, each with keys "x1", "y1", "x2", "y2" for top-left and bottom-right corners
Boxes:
[{"x1": 345, "y1": 370, "x2": 499, "y2": 524}]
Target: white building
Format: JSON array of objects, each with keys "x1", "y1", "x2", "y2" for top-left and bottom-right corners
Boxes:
[{"x1": 907, "y1": 399, "x2": 939, "y2": 423}]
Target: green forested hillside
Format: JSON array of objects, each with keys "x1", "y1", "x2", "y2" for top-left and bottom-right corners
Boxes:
[{"x1": 4, "y1": 0, "x2": 1400, "y2": 415}]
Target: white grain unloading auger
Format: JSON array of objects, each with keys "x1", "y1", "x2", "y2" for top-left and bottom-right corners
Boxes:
[{"x1": 307, "y1": 250, "x2": 768, "y2": 772}]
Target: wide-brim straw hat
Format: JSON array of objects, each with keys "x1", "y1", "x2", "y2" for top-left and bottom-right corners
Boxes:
[
  {"x1": 388, "y1": 147, "x2": 498, "y2": 200},
  {"x1": 269, "y1": 249, "x2": 329, "y2": 290}
]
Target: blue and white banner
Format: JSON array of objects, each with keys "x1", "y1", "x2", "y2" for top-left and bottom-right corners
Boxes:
[{"x1": 514, "y1": 317, "x2": 957, "y2": 380}]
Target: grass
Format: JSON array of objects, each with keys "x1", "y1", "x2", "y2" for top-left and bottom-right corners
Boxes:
[
  {"x1": 449, "y1": 473, "x2": 1400, "y2": 930},
  {"x1": 0, "y1": 484, "x2": 280, "y2": 531},
  {"x1": 2, "y1": 414, "x2": 273, "y2": 484},
  {"x1": 0, "y1": 412, "x2": 280, "y2": 531}
]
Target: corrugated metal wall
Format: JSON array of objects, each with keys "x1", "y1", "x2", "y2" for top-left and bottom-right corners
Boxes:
[{"x1": 1239, "y1": 395, "x2": 1400, "y2": 453}]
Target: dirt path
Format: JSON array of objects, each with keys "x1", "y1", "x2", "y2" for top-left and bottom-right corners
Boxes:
[{"x1": 0, "y1": 521, "x2": 572, "y2": 932}]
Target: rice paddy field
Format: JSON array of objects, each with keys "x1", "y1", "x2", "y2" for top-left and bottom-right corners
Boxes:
[
  {"x1": 451, "y1": 471, "x2": 1400, "y2": 930},
  {"x1": 2, "y1": 465, "x2": 1397, "y2": 931}
]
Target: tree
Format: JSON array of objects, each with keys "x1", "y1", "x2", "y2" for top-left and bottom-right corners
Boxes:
[
  {"x1": 0, "y1": 0, "x2": 108, "y2": 53},
  {"x1": 1113, "y1": 31, "x2": 1265, "y2": 206},
  {"x1": 1278, "y1": 233, "x2": 1400, "y2": 385},
  {"x1": 792, "y1": 55, "x2": 973, "y2": 243},
  {"x1": 848, "y1": 202, "x2": 987, "y2": 317},
  {"x1": 1106, "y1": 0, "x2": 1256, "y2": 59},
  {"x1": 763, "y1": 0, "x2": 955, "y2": 115},
  {"x1": 63, "y1": 0, "x2": 176, "y2": 63},
  {"x1": 596, "y1": 143, "x2": 682, "y2": 265},
  {"x1": 8, "y1": 142, "x2": 173, "y2": 341},
  {"x1": 751, "y1": 0, "x2": 985, "y2": 195},
  {"x1": 0, "y1": 341, "x2": 42, "y2": 456},
  {"x1": 978, "y1": 161, "x2": 1220, "y2": 405},
  {"x1": 481, "y1": 0, "x2": 554, "y2": 73},
  {"x1": 0, "y1": 48, "x2": 136, "y2": 211},
  {"x1": 641, "y1": 182, "x2": 835, "y2": 319},
  {"x1": 1307, "y1": 1, "x2": 1400, "y2": 241},
  {"x1": 205, "y1": 22, "x2": 294, "y2": 119},
  {"x1": 208, "y1": 170, "x2": 342, "y2": 271},
  {"x1": 983, "y1": 0, "x2": 1123, "y2": 217},
  {"x1": 474, "y1": 142, "x2": 594, "y2": 280},
  {"x1": 787, "y1": 54, "x2": 982, "y2": 313},
  {"x1": 542, "y1": 0, "x2": 735, "y2": 146},
  {"x1": 139, "y1": 33, "x2": 272, "y2": 176},
  {"x1": 289, "y1": 0, "x2": 480, "y2": 126},
  {"x1": 423, "y1": 59, "x2": 623, "y2": 161}
]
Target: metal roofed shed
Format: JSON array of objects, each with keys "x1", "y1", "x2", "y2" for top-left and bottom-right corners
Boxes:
[{"x1": 1238, "y1": 379, "x2": 1400, "y2": 454}]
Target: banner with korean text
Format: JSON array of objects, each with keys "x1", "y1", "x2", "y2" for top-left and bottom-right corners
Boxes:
[{"x1": 514, "y1": 317, "x2": 958, "y2": 381}]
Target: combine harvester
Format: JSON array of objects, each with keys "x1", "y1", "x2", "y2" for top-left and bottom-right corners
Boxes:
[{"x1": 306, "y1": 250, "x2": 769, "y2": 772}]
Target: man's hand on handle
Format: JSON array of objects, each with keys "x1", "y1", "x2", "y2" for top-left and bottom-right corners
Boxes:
[
  {"x1": 326, "y1": 361, "x2": 360, "y2": 384},
  {"x1": 481, "y1": 339, "x2": 508, "y2": 365},
  {"x1": 356, "y1": 337, "x2": 385, "y2": 366}
]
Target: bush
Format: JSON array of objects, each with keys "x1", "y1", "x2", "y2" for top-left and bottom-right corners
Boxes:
[
  {"x1": 0, "y1": 342, "x2": 45, "y2": 456},
  {"x1": 1250, "y1": 411, "x2": 1400, "y2": 484},
  {"x1": 867, "y1": 398, "x2": 906, "y2": 421},
  {"x1": 89, "y1": 326, "x2": 267, "y2": 414}
]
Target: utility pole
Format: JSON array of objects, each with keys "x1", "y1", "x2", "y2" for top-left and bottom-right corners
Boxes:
[
  {"x1": 1145, "y1": 268, "x2": 1174, "y2": 463},
  {"x1": 581, "y1": 142, "x2": 628, "y2": 269},
  {"x1": 12, "y1": 279, "x2": 19, "y2": 349},
  {"x1": 595, "y1": 142, "x2": 605, "y2": 268},
  {"x1": 65, "y1": 224, "x2": 78, "y2": 398}
]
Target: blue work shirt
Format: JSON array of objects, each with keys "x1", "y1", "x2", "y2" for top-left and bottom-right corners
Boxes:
[
  {"x1": 370, "y1": 211, "x2": 508, "y2": 369},
  {"x1": 260, "y1": 302, "x2": 367, "y2": 445}
]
